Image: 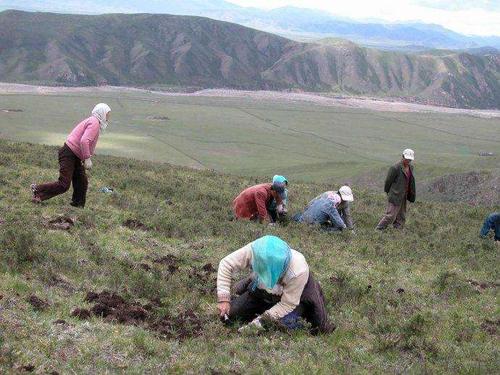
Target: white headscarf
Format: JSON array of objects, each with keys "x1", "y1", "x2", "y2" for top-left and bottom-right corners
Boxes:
[{"x1": 91, "y1": 103, "x2": 111, "y2": 132}]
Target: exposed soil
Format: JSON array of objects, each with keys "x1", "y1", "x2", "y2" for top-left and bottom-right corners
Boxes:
[
  {"x1": 27, "y1": 295, "x2": 50, "y2": 311},
  {"x1": 189, "y1": 263, "x2": 217, "y2": 295},
  {"x1": 75, "y1": 291, "x2": 205, "y2": 340},
  {"x1": 1, "y1": 108, "x2": 23, "y2": 113},
  {"x1": 202, "y1": 263, "x2": 217, "y2": 273},
  {"x1": 20, "y1": 364, "x2": 35, "y2": 372},
  {"x1": 71, "y1": 308, "x2": 91, "y2": 320},
  {"x1": 53, "y1": 319, "x2": 67, "y2": 325},
  {"x1": 152, "y1": 254, "x2": 180, "y2": 273},
  {"x1": 44, "y1": 215, "x2": 76, "y2": 230},
  {"x1": 47, "y1": 274, "x2": 76, "y2": 293},
  {"x1": 481, "y1": 319, "x2": 500, "y2": 336},
  {"x1": 123, "y1": 219, "x2": 148, "y2": 231},
  {"x1": 148, "y1": 115, "x2": 170, "y2": 121},
  {"x1": 149, "y1": 309, "x2": 203, "y2": 340},
  {"x1": 467, "y1": 279, "x2": 500, "y2": 292},
  {"x1": 422, "y1": 171, "x2": 500, "y2": 206}
]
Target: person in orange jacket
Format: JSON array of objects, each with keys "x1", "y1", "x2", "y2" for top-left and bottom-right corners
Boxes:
[{"x1": 233, "y1": 179, "x2": 287, "y2": 224}]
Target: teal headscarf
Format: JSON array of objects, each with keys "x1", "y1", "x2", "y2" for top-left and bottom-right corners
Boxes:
[{"x1": 251, "y1": 235, "x2": 292, "y2": 290}]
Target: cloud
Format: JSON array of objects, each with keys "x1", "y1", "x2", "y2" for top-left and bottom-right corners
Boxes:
[{"x1": 227, "y1": 0, "x2": 500, "y2": 36}]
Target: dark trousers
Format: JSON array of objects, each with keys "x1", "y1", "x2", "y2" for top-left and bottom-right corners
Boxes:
[
  {"x1": 36, "y1": 144, "x2": 88, "y2": 207},
  {"x1": 228, "y1": 274, "x2": 334, "y2": 335}
]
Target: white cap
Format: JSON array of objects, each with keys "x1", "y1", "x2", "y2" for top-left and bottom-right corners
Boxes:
[
  {"x1": 338, "y1": 186, "x2": 354, "y2": 202},
  {"x1": 402, "y1": 148, "x2": 415, "y2": 161}
]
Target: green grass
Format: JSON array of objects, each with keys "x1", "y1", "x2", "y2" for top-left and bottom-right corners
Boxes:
[
  {"x1": 1, "y1": 91, "x2": 499, "y2": 184},
  {"x1": 0, "y1": 139, "x2": 499, "y2": 373}
]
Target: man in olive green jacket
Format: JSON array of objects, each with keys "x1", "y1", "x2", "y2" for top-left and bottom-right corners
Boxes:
[{"x1": 376, "y1": 149, "x2": 416, "y2": 230}]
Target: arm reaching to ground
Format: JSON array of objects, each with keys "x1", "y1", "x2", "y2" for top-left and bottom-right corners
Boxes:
[
  {"x1": 262, "y1": 270, "x2": 309, "y2": 320},
  {"x1": 217, "y1": 244, "x2": 253, "y2": 303}
]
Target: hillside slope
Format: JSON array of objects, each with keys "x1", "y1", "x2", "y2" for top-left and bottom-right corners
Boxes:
[
  {"x1": 0, "y1": 140, "x2": 498, "y2": 373},
  {"x1": 0, "y1": 10, "x2": 499, "y2": 108}
]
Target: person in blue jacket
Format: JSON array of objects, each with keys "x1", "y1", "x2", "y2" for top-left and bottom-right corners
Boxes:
[
  {"x1": 294, "y1": 186, "x2": 354, "y2": 232},
  {"x1": 480, "y1": 212, "x2": 500, "y2": 243}
]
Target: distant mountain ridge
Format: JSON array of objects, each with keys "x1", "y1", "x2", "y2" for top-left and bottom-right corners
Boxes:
[
  {"x1": 0, "y1": 10, "x2": 499, "y2": 109},
  {"x1": 1, "y1": 0, "x2": 499, "y2": 50}
]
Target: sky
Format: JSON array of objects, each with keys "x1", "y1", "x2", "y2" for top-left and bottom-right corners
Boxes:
[{"x1": 227, "y1": 0, "x2": 500, "y2": 36}]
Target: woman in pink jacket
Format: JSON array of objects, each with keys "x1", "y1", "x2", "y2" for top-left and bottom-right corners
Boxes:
[{"x1": 31, "y1": 103, "x2": 111, "y2": 208}]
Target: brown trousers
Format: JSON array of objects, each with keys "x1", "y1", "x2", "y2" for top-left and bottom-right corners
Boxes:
[
  {"x1": 36, "y1": 144, "x2": 88, "y2": 207},
  {"x1": 376, "y1": 199, "x2": 407, "y2": 229}
]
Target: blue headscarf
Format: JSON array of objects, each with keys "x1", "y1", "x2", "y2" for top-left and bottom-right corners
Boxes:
[{"x1": 251, "y1": 235, "x2": 292, "y2": 290}]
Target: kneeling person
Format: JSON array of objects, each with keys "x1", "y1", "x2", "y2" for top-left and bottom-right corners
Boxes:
[
  {"x1": 480, "y1": 212, "x2": 500, "y2": 243},
  {"x1": 233, "y1": 179, "x2": 287, "y2": 224},
  {"x1": 217, "y1": 235, "x2": 334, "y2": 334},
  {"x1": 294, "y1": 186, "x2": 354, "y2": 231}
]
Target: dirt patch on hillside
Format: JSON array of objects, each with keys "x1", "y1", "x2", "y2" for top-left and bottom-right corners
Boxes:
[
  {"x1": 73, "y1": 290, "x2": 205, "y2": 340},
  {"x1": 1, "y1": 108, "x2": 23, "y2": 113},
  {"x1": 152, "y1": 254, "x2": 180, "y2": 273},
  {"x1": 467, "y1": 279, "x2": 500, "y2": 292},
  {"x1": 149, "y1": 310, "x2": 203, "y2": 340},
  {"x1": 27, "y1": 295, "x2": 50, "y2": 311},
  {"x1": 123, "y1": 219, "x2": 148, "y2": 231},
  {"x1": 189, "y1": 263, "x2": 218, "y2": 295},
  {"x1": 481, "y1": 319, "x2": 500, "y2": 336},
  {"x1": 422, "y1": 171, "x2": 500, "y2": 206},
  {"x1": 147, "y1": 115, "x2": 170, "y2": 121},
  {"x1": 44, "y1": 215, "x2": 77, "y2": 230}
]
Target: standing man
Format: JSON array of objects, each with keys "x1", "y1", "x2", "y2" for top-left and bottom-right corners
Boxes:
[{"x1": 376, "y1": 149, "x2": 416, "y2": 230}]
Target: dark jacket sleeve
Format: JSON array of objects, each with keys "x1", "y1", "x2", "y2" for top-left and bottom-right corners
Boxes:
[
  {"x1": 384, "y1": 166, "x2": 398, "y2": 194},
  {"x1": 407, "y1": 166, "x2": 416, "y2": 203}
]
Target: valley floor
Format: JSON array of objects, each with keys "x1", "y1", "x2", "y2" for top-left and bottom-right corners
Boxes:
[{"x1": 1, "y1": 83, "x2": 499, "y2": 118}]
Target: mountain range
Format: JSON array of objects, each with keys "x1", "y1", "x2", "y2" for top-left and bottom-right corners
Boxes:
[
  {"x1": 0, "y1": 10, "x2": 499, "y2": 109},
  {"x1": 1, "y1": 0, "x2": 499, "y2": 50}
]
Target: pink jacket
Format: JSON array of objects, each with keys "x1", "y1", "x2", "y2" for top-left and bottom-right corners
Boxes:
[{"x1": 65, "y1": 116, "x2": 100, "y2": 160}]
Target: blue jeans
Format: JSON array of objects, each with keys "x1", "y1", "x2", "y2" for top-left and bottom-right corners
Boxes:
[{"x1": 480, "y1": 213, "x2": 500, "y2": 241}]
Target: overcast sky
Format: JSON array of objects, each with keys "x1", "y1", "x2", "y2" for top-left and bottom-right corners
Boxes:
[{"x1": 227, "y1": 0, "x2": 500, "y2": 36}]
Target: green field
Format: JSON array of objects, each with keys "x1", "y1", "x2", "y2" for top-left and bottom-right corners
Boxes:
[
  {"x1": 1, "y1": 91, "x2": 499, "y2": 183},
  {"x1": 0, "y1": 139, "x2": 499, "y2": 373}
]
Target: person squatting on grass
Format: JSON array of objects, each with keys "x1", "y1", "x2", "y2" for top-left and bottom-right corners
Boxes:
[
  {"x1": 217, "y1": 235, "x2": 335, "y2": 335},
  {"x1": 376, "y1": 148, "x2": 416, "y2": 230},
  {"x1": 293, "y1": 186, "x2": 354, "y2": 232},
  {"x1": 31, "y1": 103, "x2": 111, "y2": 208},
  {"x1": 267, "y1": 175, "x2": 289, "y2": 222},
  {"x1": 232, "y1": 178, "x2": 287, "y2": 225},
  {"x1": 480, "y1": 212, "x2": 500, "y2": 243}
]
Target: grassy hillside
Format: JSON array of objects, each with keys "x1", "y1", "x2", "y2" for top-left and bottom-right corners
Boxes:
[
  {"x1": 0, "y1": 139, "x2": 499, "y2": 373},
  {"x1": 1, "y1": 10, "x2": 499, "y2": 109},
  {"x1": 1, "y1": 90, "x2": 499, "y2": 186}
]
